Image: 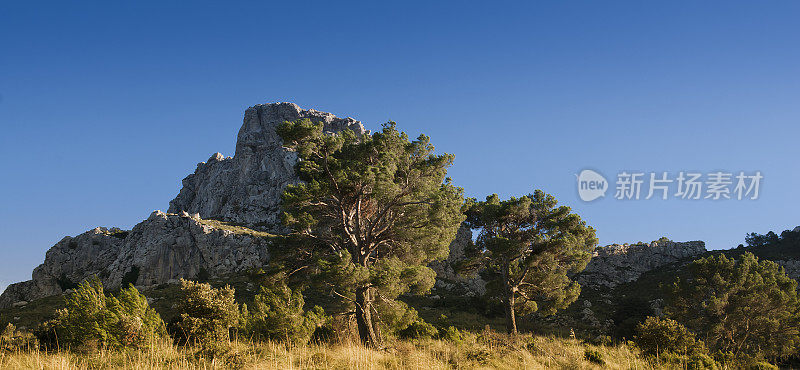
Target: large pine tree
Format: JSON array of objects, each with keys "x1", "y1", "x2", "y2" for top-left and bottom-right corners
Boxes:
[{"x1": 277, "y1": 119, "x2": 464, "y2": 346}]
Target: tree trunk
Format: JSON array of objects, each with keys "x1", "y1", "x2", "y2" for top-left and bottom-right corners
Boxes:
[
  {"x1": 355, "y1": 287, "x2": 380, "y2": 347},
  {"x1": 506, "y1": 291, "x2": 518, "y2": 334}
]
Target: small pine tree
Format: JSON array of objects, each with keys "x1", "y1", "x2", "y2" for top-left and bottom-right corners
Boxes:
[
  {"x1": 176, "y1": 279, "x2": 239, "y2": 345},
  {"x1": 36, "y1": 278, "x2": 166, "y2": 350},
  {"x1": 635, "y1": 316, "x2": 706, "y2": 358},
  {"x1": 240, "y1": 281, "x2": 327, "y2": 344},
  {"x1": 463, "y1": 190, "x2": 596, "y2": 334}
]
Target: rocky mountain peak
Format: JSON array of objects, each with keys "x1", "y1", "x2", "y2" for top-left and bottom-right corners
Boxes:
[{"x1": 168, "y1": 102, "x2": 366, "y2": 231}]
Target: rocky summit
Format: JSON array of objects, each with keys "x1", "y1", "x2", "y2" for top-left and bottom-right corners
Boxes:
[
  {"x1": 0, "y1": 102, "x2": 716, "y2": 309},
  {"x1": 168, "y1": 103, "x2": 367, "y2": 231}
]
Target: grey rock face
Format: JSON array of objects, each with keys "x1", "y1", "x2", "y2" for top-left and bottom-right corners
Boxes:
[
  {"x1": 0, "y1": 228, "x2": 125, "y2": 307},
  {"x1": 775, "y1": 260, "x2": 800, "y2": 281},
  {"x1": 430, "y1": 224, "x2": 486, "y2": 296},
  {"x1": 168, "y1": 102, "x2": 366, "y2": 231},
  {"x1": 0, "y1": 211, "x2": 272, "y2": 308},
  {"x1": 575, "y1": 240, "x2": 707, "y2": 288}
]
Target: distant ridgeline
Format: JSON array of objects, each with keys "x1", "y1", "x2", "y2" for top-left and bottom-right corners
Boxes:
[{"x1": 2, "y1": 102, "x2": 799, "y2": 340}]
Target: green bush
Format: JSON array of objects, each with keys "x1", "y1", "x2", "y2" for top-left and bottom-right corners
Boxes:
[
  {"x1": 36, "y1": 279, "x2": 167, "y2": 350},
  {"x1": 524, "y1": 336, "x2": 537, "y2": 353},
  {"x1": 635, "y1": 316, "x2": 706, "y2": 358},
  {"x1": 584, "y1": 349, "x2": 605, "y2": 365},
  {"x1": 239, "y1": 282, "x2": 327, "y2": 344},
  {"x1": 438, "y1": 325, "x2": 464, "y2": 343},
  {"x1": 176, "y1": 279, "x2": 239, "y2": 345},
  {"x1": 398, "y1": 320, "x2": 438, "y2": 339},
  {"x1": 686, "y1": 353, "x2": 718, "y2": 370}
]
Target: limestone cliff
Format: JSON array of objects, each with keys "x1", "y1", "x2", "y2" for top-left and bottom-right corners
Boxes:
[
  {"x1": 575, "y1": 239, "x2": 707, "y2": 288},
  {"x1": 0, "y1": 212, "x2": 272, "y2": 308},
  {"x1": 168, "y1": 103, "x2": 366, "y2": 231}
]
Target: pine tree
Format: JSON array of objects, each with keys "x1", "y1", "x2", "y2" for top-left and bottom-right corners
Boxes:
[
  {"x1": 277, "y1": 119, "x2": 464, "y2": 346},
  {"x1": 464, "y1": 190, "x2": 596, "y2": 334},
  {"x1": 667, "y1": 252, "x2": 800, "y2": 359}
]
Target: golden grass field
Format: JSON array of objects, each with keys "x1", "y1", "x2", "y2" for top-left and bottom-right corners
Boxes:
[{"x1": 0, "y1": 334, "x2": 654, "y2": 370}]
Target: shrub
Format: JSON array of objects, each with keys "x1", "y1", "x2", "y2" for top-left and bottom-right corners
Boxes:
[
  {"x1": 584, "y1": 349, "x2": 605, "y2": 365},
  {"x1": 398, "y1": 320, "x2": 438, "y2": 339},
  {"x1": 35, "y1": 279, "x2": 166, "y2": 350},
  {"x1": 309, "y1": 323, "x2": 335, "y2": 344},
  {"x1": 635, "y1": 316, "x2": 706, "y2": 358},
  {"x1": 239, "y1": 282, "x2": 327, "y2": 344},
  {"x1": 1, "y1": 323, "x2": 38, "y2": 352},
  {"x1": 524, "y1": 336, "x2": 537, "y2": 353},
  {"x1": 438, "y1": 325, "x2": 464, "y2": 343},
  {"x1": 686, "y1": 353, "x2": 718, "y2": 370},
  {"x1": 176, "y1": 279, "x2": 238, "y2": 345}
]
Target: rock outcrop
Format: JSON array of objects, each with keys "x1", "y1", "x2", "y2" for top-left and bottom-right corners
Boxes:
[
  {"x1": 575, "y1": 239, "x2": 707, "y2": 288},
  {"x1": 430, "y1": 225, "x2": 486, "y2": 296},
  {"x1": 168, "y1": 103, "x2": 366, "y2": 231},
  {"x1": 775, "y1": 260, "x2": 800, "y2": 281},
  {"x1": 0, "y1": 212, "x2": 273, "y2": 308}
]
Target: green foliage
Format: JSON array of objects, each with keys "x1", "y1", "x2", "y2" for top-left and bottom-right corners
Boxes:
[
  {"x1": 635, "y1": 316, "x2": 706, "y2": 358},
  {"x1": 107, "y1": 227, "x2": 129, "y2": 239},
  {"x1": 1, "y1": 323, "x2": 38, "y2": 352},
  {"x1": 240, "y1": 282, "x2": 327, "y2": 344},
  {"x1": 438, "y1": 326, "x2": 465, "y2": 343},
  {"x1": 277, "y1": 119, "x2": 465, "y2": 346},
  {"x1": 584, "y1": 349, "x2": 605, "y2": 365},
  {"x1": 686, "y1": 353, "x2": 719, "y2": 370},
  {"x1": 743, "y1": 227, "x2": 800, "y2": 260},
  {"x1": 176, "y1": 279, "x2": 239, "y2": 345},
  {"x1": 464, "y1": 190, "x2": 596, "y2": 333},
  {"x1": 36, "y1": 279, "x2": 167, "y2": 350},
  {"x1": 374, "y1": 299, "x2": 423, "y2": 336},
  {"x1": 398, "y1": 320, "x2": 438, "y2": 339},
  {"x1": 667, "y1": 252, "x2": 800, "y2": 359}
]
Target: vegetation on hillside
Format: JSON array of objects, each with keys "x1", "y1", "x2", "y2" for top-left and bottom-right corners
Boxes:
[
  {"x1": 2, "y1": 122, "x2": 799, "y2": 369},
  {"x1": 667, "y1": 252, "x2": 800, "y2": 361}
]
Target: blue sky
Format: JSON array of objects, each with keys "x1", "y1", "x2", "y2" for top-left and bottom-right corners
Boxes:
[{"x1": 2, "y1": 1, "x2": 800, "y2": 293}]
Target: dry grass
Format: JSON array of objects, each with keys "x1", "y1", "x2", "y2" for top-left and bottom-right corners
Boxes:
[{"x1": 0, "y1": 334, "x2": 654, "y2": 370}]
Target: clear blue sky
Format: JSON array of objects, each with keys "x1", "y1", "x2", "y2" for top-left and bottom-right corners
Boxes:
[{"x1": 2, "y1": 1, "x2": 800, "y2": 294}]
